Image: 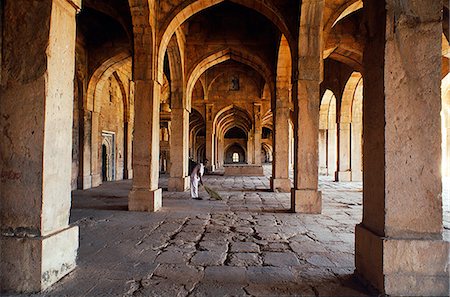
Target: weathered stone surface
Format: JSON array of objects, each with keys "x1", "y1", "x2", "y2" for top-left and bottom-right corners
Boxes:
[
  {"x1": 229, "y1": 253, "x2": 262, "y2": 267},
  {"x1": 262, "y1": 252, "x2": 300, "y2": 267},
  {"x1": 0, "y1": 0, "x2": 80, "y2": 292},
  {"x1": 190, "y1": 251, "x2": 227, "y2": 266},
  {"x1": 230, "y1": 242, "x2": 260, "y2": 253},
  {"x1": 6, "y1": 172, "x2": 406, "y2": 296}
]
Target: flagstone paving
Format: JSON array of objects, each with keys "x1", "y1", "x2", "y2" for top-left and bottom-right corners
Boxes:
[{"x1": 7, "y1": 166, "x2": 449, "y2": 297}]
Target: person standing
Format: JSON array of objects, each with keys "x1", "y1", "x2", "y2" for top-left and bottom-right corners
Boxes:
[{"x1": 190, "y1": 159, "x2": 208, "y2": 199}]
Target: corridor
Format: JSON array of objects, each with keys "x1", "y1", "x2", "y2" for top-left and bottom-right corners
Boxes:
[{"x1": 12, "y1": 169, "x2": 376, "y2": 297}]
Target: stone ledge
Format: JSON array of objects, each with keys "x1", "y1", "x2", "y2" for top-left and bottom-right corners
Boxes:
[
  {"x1": 0, "y1": 225, "x2": 79, "y2": 293},
  {"x1": 224, "y1": 165, "x2": 264, "y2": 176}
]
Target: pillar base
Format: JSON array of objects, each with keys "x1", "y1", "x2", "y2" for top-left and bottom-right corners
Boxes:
[
  {"x1": 168, "y1": 177, "x2": 190, "y2": 192},
  {"x1": 352, "y1": 170, "x2": 362, "y2": 182},
  {"x1": 336, "y1": 171, "x2": 352, "y2": 182},
  {"x1": 128, "y1": 188, "x2": 162, "y2": 212},
  {"x1": 91, "y1": 174, "x2": 102, "y2": 188},
  {"x1": 355, "y1": 224, "x2": 449, "y2": 296},
  {"x1": 319, "y1": 167, "x2": 328, "y2": 175},
  {"x1": 291, "y1": 189, "x2": 322, "y2": 213},
  {"x1": 77, "y1": 174, "x2": 92, "y2": 190},
  {"x1": 0, "y1": 225, "x2": 79, "y2": 293},
  {"x1": 270, "y1": 178, "x2": 291, "y2": 192},
  {"x1": 124, "y1": 169, "x2": 133, "y2": 180}
]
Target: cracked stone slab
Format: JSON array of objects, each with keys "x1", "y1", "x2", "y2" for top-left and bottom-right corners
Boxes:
[
  {"x1": 262, "y1": 252, "x2": 300, "y2": 267},
  {"x1": 155, "y1": 250, "x2": 192, "y2": 264},
  {"x1": 246, "y1": 266, "x2": 297, "y2": 284},
  {"x1": 151, "y1": 263, "x2": 203, "y2": 286},
  {"x1": 203, "y1": 266, "x2": 247, "y2": 283},
  {"x1": 230, "y1": 242, "x2": 260, "y2": 253},
  {"x1": 190, "y1": 251, "x2": 227, "y2": 266},
  {"x1": 228, "y1": 253, "x2": 262, "y2": 267}
]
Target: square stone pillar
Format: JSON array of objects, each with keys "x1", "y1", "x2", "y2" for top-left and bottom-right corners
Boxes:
[
  {"x1": 271, "y1": 101, "x2": 291, "y2": 192},
  {"x1": 169, "y1": 107, "x2": 190, "y2": 191},
  {"x1": 128, "y1": 79, "x2": 162, "y2": 212},
  {"x1": 90, "y1": 111, "x2": 101, "y2": 187},
  {"x1": 253, "y1": 103, "x2": 262, "y2": 166},
  {"x1": 336, "y1": 122, "x2": 351, "y2": 181},
  {"x1": 0, "y1": 0, "x2": 81, "y2": 292},
  {"x1": 350, "y1": 121, "x2": 362, "y2": 181},
  {"x1": 205, "y1": 104, "x2": 215, "y2": 171},
  {"x1": 78, "y1": 109, "x2": 93, "y2": 189},
  {"x1": 125, "y1": 81, "x2": 135, "y2": 179},
  {"x1": 318, "y1": 129, "x2": 327, "y2": 175},
  {"x1": 291, "y1": 80, "x2": 322, "y2": 213},
  {"x1": 247, "y1": 136, "x2": 254, "y2": 164},
  {"x1": 291, "y1": 0, "x2": 323, "y2": 214},
  {"x1": 355, "y1": 1, "x2": 449, "y2": 296}
]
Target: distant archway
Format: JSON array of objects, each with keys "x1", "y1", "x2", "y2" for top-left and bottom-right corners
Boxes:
[
  {"x1": 319, "y1": 90, "x2": 337, "y2": 176},
  {"x1": 225, "y1": 143, "x2": 246, "y2": 164}
]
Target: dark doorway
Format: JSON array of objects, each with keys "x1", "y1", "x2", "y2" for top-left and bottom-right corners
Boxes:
[{"x1": 102, "y1": 144, "x2": 107, "y2": 181}]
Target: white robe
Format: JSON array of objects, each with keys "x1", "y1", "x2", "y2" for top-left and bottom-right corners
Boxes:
[{"x1": 190, "y1": 163, "x2": 204, "y2": 198}]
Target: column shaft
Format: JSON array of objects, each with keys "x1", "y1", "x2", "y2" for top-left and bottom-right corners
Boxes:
[
  {"x1": 336, "y1": 122, "x2": 351, "y2": 181},
  {"x1": 128, "y1": 79, "x2": 162, "y2": 211},
  {"x1": 271, "y1": 103, "x2": 291, "y2": 192},
  {"x1": 0, "y1": 0, "x2": 80, "y2": 292},
  {"x1": 169, "y1": 108, "x2": 189, "y2": 191},
  {"x1": 291, "y1": 80, "x2": 322, "y2": 213},
  {"x1": 291, "y1": 0, "x2": 323, "y2": 213},
  {"x1": 78, "y1": 109, "x2": 93, "y2": 189},
  {"x1": 205, "y1": 104, "x2": 215, "y2": 171},
  {"x1": 356, "y1": 1, "x2": 448, "y2": 295},
  {"x1": 253, "y1": 103, "x2": 262, "y2": 166}
]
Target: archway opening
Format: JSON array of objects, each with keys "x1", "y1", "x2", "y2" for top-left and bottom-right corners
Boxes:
[
  {"x1": 225, "y1": 144, "x2": 246, "y2": 164},
  {"x1": 319, "y1": 90, "x2": 337, "y2": 177},
  {"x1": 102, "y1": 144, "x2": 108, "y2": 182}
]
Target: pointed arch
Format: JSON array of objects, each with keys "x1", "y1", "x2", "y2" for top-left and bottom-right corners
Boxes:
[
  {"x1": 340, "y1": 72, "x2": 363, "y2": 124},
  {"x1": 86, "y1": 52, "x2": 131, "y2": 112},
  {"x1": 186, "y1": 48, "x2": 275, "y2": 111},
  {"x1": 156, "y1": 0, "x2": 294, "y2": 84}
]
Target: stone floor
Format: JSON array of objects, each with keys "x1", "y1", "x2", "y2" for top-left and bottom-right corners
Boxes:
[{"x1": 7, "y1": 166, "x2": 450, "y2": 297}]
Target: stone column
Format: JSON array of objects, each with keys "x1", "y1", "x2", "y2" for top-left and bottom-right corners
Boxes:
[
  {"x1": 247, "y1": 136, "x2": 254, "y2": 164},
  {"x1": 128, "y1": 79, "x2": 162, "y2": 211},
  {"x1": 168, "y1": 107, "x2": 189, "y2": 191},
  {"x1": 351, "y1": 121, "x2": 362, "y2": 181},
  {"x1": 125, "y1": 81, "x2": 134, "y2": 179},
  {"x1": 78, "y1": 109, "x2": 93, "y2": 189},
  {"x1": 215, "y1": 135, "x2": 220, "y2": 168},
  {"x1": 90, "y1": 111, "x2": 101, "y2": 187},
  {"x1": 205, "y1": 104, "x2": 215, "y2": 171},
  {"x1": 291, "y1": 0, "x2": 323, "y2": 213},
  {"x1": 271, "y1": 101, "x2": 291, "y2": 192},
  {"x1": 336, "y1": 122, "x2": 351, "y2": 181},
  {"x1": 0, "y1": 0, "x2": 80, "y2": 292},
  {"x1": 355, "y1": 1, "x2": 449, "y2": 296},
  {"x1": 253, "y1": 103, "x2": 262, "y2": 166},
  {"x1": 327, "y1": 104, "x2": 337, "y2": 176},
  {"x1": 318, "y1": 129, "x2": 327, "y2": 175},
  {"x1": 217, "y1": 135, "x2": 224, "y2": 167}
]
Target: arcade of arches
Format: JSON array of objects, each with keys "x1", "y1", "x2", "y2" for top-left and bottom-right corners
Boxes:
[{"x1": 0, "y1": 0, "x2": 449, "y2": 296}]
